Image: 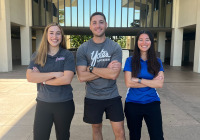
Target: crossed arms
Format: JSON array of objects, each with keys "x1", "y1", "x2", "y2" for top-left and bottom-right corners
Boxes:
[
  {"x1": 124, "y1": 71, "x2": 164, "y2": 88},
  {"x1": 76, "y1": 60, "x2": 122, "y2": 82},
  {"x1": 26, "y1": 67, "x2": 74, "y2": 86}
]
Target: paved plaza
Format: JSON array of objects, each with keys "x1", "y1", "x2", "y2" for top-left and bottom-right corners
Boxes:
[{"x1": 0, "y1": 65, "x2": 200, "y2": 140}]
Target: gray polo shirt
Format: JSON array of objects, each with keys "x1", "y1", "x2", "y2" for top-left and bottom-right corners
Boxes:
[
  {"x1": 28, "y1": 47, "x2": 75, "y2": 103},
  {"x1": 76, "y1": 38, "x2": 122, "y2": 100}
]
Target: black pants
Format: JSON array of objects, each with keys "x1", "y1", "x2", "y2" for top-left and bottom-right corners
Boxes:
[
  {"x1": 34, "y1": 99, "x2": 75, "y2": 140},
  {"x1": 124, "y1": 101, "x2": 164, "y2": 140}
]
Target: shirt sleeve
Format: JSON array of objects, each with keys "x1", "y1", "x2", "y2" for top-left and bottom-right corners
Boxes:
[
  {"x1": 76, "y1": 45, "x2": 88, "y2": 66},
  {"x1": 27, "y1": 52, "x2": 37, "y2": 70},
  {"x1": 64, "y1": 51, "x2": 76, "y2": 74},
  {"x1": 111, "y1": 44, "x2": 122, "y2": 63},
  {"x1": 123, "y1": 57, "x2": 132, "y2": 72}
]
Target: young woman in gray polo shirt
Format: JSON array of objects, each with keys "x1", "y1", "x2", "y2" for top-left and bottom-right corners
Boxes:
[{"x1": 26, "y1": 22, "x2": 75, "y2": 140}]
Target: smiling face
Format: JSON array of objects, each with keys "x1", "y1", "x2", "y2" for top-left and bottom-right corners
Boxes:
[
  {"x1": 138, "y1": 33, "x2": 151, "y2": 53},
  {"x1": 47, "y1": 26, "x2": 62, "y2": 48},
  {"x1": 90, "y1": 15, "x2": 107, "y2": 37}
]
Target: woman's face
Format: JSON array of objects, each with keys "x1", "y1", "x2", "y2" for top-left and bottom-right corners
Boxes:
[
  {"x1": 137, "y1": 33, "x2": 151, "y2": 53},
  {"x1": 47, "y1": 26, "x2": 62, "y2": 48}
]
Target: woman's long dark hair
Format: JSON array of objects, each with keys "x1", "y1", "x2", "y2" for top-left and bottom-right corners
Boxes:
[{"x1": 131, "y1": 30, "x2": 161, "y2": 77}]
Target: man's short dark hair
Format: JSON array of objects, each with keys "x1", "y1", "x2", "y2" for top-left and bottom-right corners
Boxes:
[{"x1": 90, "y1": 12, "x2": 106, "y2": 22}]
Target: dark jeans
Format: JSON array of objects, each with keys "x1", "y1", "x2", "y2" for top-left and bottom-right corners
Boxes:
[
  {"x1": 34, "y1": 99, "x2": 75, "y2": 140},
  {"x1": 124, "y1": 101, "x2": 164, "y2": 140}
]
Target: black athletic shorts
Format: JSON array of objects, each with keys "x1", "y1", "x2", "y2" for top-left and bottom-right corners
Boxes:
[{"x1": 83, "y1": 96, "x2": 124, "y2": 124}]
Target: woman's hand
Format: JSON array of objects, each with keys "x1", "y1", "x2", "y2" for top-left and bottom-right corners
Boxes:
[
  {"x1": 32, "y1": 67, "x2": 63, "y2": 79},
  {"x1": 153, "y1": 75, "x2": 164, "y2": 80},
  {"x1": 32, "y1": 67, "x2": 40, "y2": 73},
  {"x1": 51, "y1": 72, "x2": 64, "y2": 78},
  {"x1": 131, "y1": 77, "x2": 138, "y2": 82}
]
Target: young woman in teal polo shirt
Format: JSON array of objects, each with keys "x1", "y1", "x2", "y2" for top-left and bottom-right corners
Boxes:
[
  {"x1": 26, "y1": 22, "x2": 75, "y2": 140},
  {"x1": 124, "y1": 30, "x2": 164, "y2": 140}
]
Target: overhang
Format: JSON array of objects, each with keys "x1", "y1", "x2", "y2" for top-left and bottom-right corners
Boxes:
[{"x1": 32, "y1": 26, "x2": 172, "y2": 36}]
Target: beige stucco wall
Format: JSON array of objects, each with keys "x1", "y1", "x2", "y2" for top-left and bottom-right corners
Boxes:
[
  {"x1": 0, "y1": 0, "x2": 12, "y2": 71},
  {"x1": 165, "y1": 3, "x2": 172, "y2": 27},
  {"x1": 10, "y1": 0, "x2": 26, "y2": 25},
  {"x1": 178, "y1": 0, "x2": 197, "y2": 27},
  {"x1": 153, "y1": 10, "x2": 158, "y2": 27}
]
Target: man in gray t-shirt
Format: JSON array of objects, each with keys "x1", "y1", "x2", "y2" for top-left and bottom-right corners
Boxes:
[{"x1": 76, "y1": 12, "x2": 125, "y2": 140}]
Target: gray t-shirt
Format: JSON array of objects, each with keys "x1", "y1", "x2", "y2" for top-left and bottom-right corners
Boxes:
[
  {"x1": 28, "y1": 47, "x2": 75, "y2": 103},
  {"x1": 76, "y1": 38, "x2": 122, "y2": 100}
]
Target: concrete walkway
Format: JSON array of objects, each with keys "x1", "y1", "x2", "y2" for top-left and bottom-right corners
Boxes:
[{"x1": 0, "y1": 65, "x2": 200, "y2": 140}]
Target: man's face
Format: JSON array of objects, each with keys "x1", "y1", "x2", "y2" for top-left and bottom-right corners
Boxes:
[{"x1": 90, "y1": 15, "x2": 107, "y2": 37}]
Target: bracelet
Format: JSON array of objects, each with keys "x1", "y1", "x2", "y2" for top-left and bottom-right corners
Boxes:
[
  {"x1": 43, "y1": 81, "x2": 46, "y2": 85},
  {"x1": 138, "y1": 78, "x2": 142, "y2": 83}
]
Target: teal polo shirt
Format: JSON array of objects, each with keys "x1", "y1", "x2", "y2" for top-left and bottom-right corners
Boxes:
[{"x1": 28, "y1": 47, "x2": 75, "y2": 103}]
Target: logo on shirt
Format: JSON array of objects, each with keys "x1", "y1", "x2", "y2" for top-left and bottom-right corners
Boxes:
[
  {"x1": 91, "y1": 49, "x2": 111, "y2": 66},
  {"x1": 56, "y1": 57, "x2": 65, "y2": 62}
]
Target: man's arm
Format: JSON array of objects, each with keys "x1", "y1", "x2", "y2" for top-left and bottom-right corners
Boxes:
[
  {"x1": 77, "y1": 60, "x2": 121, "y2": 82},
  {"x1": 92, "y1": 60, "x2": 122, "y2": 80},
  {"x1": 76, "y1": 65, "x2": 100, "y2": 82}
]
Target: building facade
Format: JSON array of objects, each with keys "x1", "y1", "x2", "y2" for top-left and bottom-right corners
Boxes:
[{"x1": 0, "y1": 0, "x2": 200, "y2": 73}]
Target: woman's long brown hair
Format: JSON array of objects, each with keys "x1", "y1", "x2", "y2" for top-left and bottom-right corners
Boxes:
[
  {"x1": 131, "y1": 30, "x2": 161, "y2": 77},
  {"x1": 34, "y1": 22, "x2": 66, "y2": 67}
]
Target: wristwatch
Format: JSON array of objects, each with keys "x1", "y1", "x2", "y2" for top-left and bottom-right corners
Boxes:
[
  {"x1": 138, "y1": 78, "x2": 142, "y2": 83},
  {"x1": 89, "y1": 66, "x2": 94, "y2": 73}
]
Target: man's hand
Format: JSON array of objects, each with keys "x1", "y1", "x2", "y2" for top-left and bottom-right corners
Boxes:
[{"x1": 107, "y1": 60, "x2": 121, "y2": 70}]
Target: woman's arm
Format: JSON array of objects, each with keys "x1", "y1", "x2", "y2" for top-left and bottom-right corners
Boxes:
[
  {"x1": 131, "y1": 71, "x2": 164, "y2": 88},
  {"x1": 124, "y1": 71, "x2": 147, "y2": 88},
  {"x1": 26, "y1": 67, "x2": 63, "y2": 83},
  {"x1": 124, "y1": 71, "x2": 164, "y2": 88},
  {"x1": 45, "y1": 70, "x2": 74, "y2": 86}
]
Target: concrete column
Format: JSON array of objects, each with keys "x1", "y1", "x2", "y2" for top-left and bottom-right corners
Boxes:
[
  {"x1": 130, "y1": 36, "x2": 135, "y2": 50},
  {"x1": 126, "y1": 36, "x2": 131, "y2": 49},
  {"x1": 20, "y1": 0, "x2": 32, "y2": 65},
  {"x1": 122, "y1": 50, "x2": 129, "y2": 68},
  {"x1": 170, "y1": 28, "x2": 183, "y2": 66},
  {"x1": 193, "y1": 0, "x2": 200, "y2": 73},
  {"x1": 157, "y1": 32, "x2": 166, "y2": 62},
  {"x1": 126, "y1": 36, "x2": 135, "y2": 50},
  {"x1": 66, "y1": 35, "x2": 71, "y2": 49},
  {"x1": 20, "y1": 27, "x2": 32, "y2": 65},
  {"x1": 0, "y1": 0, "x2": 12, "y2": 72},
  {"x1": 36, "y1": 30, "x2": 43, "y2": 51}
]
